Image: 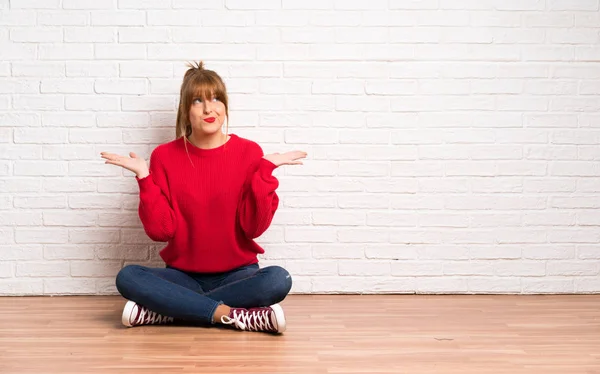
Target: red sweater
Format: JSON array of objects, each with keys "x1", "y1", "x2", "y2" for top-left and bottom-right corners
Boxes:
[{"x1": 135, "y1": 134, "x2": 279, "y2": 273}]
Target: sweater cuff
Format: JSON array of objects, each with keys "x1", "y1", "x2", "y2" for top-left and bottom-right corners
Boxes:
[
  {"x1": 259, "y1": 157, "x2": 278, "y2": 174},
  {"x1": 136, "y1": 171, "x2": 155, "y2": 192}
]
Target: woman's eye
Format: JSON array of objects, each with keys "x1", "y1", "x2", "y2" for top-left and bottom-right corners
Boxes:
[{"x1": 193, "y1": 97, "x2": 218, "y2": 103}]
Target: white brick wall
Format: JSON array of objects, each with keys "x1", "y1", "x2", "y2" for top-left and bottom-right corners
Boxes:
[{"x1": 1, "y1": 0, "x2": 599, "y2": 295}]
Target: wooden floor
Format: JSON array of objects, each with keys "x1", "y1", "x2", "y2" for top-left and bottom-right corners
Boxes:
[{"x1": 0, "y1": 295, "x2": 599, "y2": 374}]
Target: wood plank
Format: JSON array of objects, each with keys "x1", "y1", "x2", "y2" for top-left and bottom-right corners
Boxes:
[{"x1": 0, "y1": 295, "x2": 599, "y2": 373}]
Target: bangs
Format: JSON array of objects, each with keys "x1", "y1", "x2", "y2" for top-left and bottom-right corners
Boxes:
[{"x1": 187, "y1": 74, "x2": 226, "y2": 102}]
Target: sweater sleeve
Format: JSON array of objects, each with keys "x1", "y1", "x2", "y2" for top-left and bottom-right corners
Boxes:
[
  {"x1": 136, "y1": 149, "x2": 177, "y2": 242},
  {"x1": 238, "y1": 146, "x2": 280, "y2": 239}
]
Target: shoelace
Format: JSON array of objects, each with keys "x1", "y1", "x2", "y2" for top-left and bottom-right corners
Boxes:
[
  {"x1": 221, "y1": 308, "x2": 274, "y2": 332},
  {"x1": 135, "y1": 306, "x2": 173, "y2": 325}
]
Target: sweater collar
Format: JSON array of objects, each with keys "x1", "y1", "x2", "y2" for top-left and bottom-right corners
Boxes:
[{"x1": 182, "y1": 133, "x2": 237, "y2": 157}]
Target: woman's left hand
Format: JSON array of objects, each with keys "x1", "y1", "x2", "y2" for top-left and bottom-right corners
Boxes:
[{"x1": 263, "y1": 150, "x2": 307, "y2": 167}]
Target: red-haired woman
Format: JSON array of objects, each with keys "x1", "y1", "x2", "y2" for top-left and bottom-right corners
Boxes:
[{"x1": 101, "y1": 61, "x2": 306, "y2": 334}]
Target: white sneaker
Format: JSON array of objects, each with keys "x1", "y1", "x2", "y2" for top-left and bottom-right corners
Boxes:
[
  {"x1": 121, "y1": 300, "x2": 174, "y2": 327},
  {"x1": 221, "y1": 303, "x2": 286, "y2": 333}
]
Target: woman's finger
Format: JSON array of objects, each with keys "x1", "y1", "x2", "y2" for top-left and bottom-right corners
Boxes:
[
  {"x1": 293, "y1": 151, "x2": 307, "y2": 159},
  {"x1": 281, "y1": 160, "x2": 303, "y2": 165},
  {"x1": 101, "y1": 154, "x2": 121, "y2": 161},
  {"x1": 101, "y1": 152, "x2": 126, "y2": 160}
]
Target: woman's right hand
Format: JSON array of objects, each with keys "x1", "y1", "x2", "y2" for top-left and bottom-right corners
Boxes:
[{"x1": 100, "y1": 151, "x2": 150, "y2": 179}]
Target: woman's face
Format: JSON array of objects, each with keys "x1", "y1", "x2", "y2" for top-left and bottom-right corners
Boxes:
[{"x1": 188, "y1": 94, "x2": 226, "y2": 136}]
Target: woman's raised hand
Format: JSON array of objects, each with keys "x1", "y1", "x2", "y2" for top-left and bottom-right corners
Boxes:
[
  {"x1": 263, "y1": 150, "x2": 307, "y2": 167},
  {"x1": 100, "y1": 151, "x2": 150, "y2": 178}
]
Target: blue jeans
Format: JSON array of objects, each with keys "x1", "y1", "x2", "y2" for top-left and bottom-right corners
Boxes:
[{"x1": 115, "y1": 263, "x2": 293, "y2": 325}]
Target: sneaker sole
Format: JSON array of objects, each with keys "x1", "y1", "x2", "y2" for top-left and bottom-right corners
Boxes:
[
  {"x1": 121, "y1": 300, "x2": 137, "y2": 327},
  {"x1": 270, "y1": 303, "x2": 286, "y2": 333}
]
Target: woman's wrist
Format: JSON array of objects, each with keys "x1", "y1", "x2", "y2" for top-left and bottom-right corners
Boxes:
[{"x1": 136, "y1": 170, "x2": 150, "y2": 179}]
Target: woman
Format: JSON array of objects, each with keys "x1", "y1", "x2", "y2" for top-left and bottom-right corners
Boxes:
[{"x1": 100, "y1": 61, "x2": 306, "y2": 334}]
